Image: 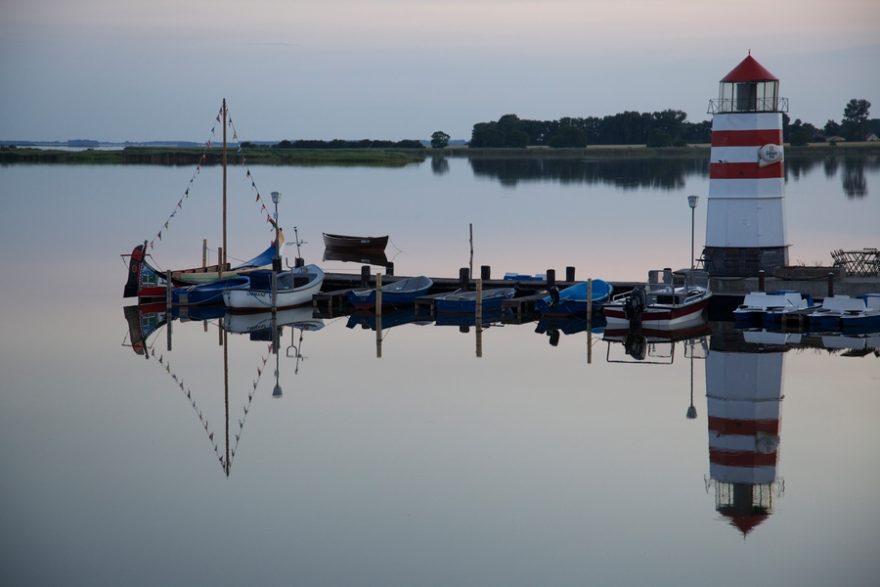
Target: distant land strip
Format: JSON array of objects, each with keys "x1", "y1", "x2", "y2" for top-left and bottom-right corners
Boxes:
[{"x1": 1, "y1": 143, "x2": 879, "y2": 166}]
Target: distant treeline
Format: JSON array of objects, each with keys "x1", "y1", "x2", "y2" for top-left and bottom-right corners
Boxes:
[
  {"x1": 250, "y1": 139, "x2": 425, "y2": 150},
  {"x1": 470, "y1": 111, "x2": 711, "y2": 148}
]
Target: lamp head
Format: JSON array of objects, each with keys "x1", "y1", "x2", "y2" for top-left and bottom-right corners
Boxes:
[
  {"x1": 271, "y1": 191, "x2": 281, "y2": 205},
  {"x1": 688, "y1": 194, "x2": 699, "y2": 209}
]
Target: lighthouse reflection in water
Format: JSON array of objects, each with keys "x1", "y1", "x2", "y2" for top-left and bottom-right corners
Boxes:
[{"x1": 705, "y1": 325, "x2": 785, "y2": 536}]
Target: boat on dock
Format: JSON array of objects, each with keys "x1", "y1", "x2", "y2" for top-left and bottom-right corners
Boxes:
[
  {"x1": 171, "y1": 276, "x2": 251, "y2": 306},
  {"x1": 733, "y1": 291, "x2": 816, "y2": 327},
  {"x1": 223, "y1": 265, "x2": 324, "y2": 312},
  {"x1": 535, "y1": 279, "x2": 613, "y2": 316},
  {"x1": 322, "y1": 233, "x2": 388, "y2": 251},
  {"x1": 805, "y1": 295, "x2": 870, "y2": 331},
  {"x1": 434, "y1": 287, "x2": 516, "y2": 314},
  {"x1": 603, "y1": 269, "x2": 711, "y2": 329},
  {"x1": 345, "y1": 276, "x2": 433, "y2": 309},
  {"x1": 840, "y1": 293, "x2": 880, "y2": 332}
]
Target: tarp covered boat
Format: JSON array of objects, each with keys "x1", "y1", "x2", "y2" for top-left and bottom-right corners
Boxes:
[
  {"x1": 346, "y1": 276, "x2": 433, "y2": 309},
  {"x1": 535, "y1": 279, "x2": 613, "y2": 315}
]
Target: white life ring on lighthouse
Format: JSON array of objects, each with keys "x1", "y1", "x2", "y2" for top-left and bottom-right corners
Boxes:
[{"x1": 758, "y1": 143, "x2": 783, "y2": 167}]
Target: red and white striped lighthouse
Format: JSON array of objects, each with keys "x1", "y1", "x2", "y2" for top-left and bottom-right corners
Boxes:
[{"x1": 703, "y1": 54, "x2": 789, "y2": 276}]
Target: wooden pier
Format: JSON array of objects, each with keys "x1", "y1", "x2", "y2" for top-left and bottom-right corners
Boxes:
[{"x1": 312, "y1": 268, "x2": 640, "y2": 321}]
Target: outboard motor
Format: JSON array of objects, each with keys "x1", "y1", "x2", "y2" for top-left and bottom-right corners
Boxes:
[
  {"x1": 624, "y1": 286, "x2": 647, "y2": 322},
  {"x1": 624, "y1": 330, "x2": 647, "y2": 361}
]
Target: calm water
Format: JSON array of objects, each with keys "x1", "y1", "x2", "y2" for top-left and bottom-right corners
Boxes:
[{"x1": 1, "y1": 157, "x2": 879, "y2": 586}]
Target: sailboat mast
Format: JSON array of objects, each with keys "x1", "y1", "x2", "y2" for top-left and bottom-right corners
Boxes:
[{"x1": 221, "y1": 98, "x2": 228, "y2": 278}]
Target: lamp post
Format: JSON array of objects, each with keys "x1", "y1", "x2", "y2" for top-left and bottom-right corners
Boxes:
[
  {"x1": 271, "y1": 191, "x2": 281, "y2": 272},
  {"x1": 688, "y1": 195, "x2": 699, "y2": 270}
]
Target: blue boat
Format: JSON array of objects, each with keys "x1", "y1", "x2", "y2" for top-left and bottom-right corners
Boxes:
[
  {"x1": 171, "y1": 276, "x2": 251, "y2": 306},
  {"x1": 346, "y1": 276, "x2": 433, "y2": 309},
  {"x1": 535, "y1": 279, "x2": 613, "y2": 315},
  {"x1": 733, "y1": 291, "x2": 814, "y2": 326},
  {"x1": 840, "y1": 293, "x2": 880, "y2": 333},
  {"x1": 434, "y1": 287, "x2": 516, "y2": 314},
  {"x1": 806, "y1": 295, "x2": 870, "y2": 331}
]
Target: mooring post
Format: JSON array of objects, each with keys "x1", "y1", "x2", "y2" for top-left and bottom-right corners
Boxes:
[
  {"x1": 566, "y1": 266, "x2": 575, "y2": 282},
  {"x1": 547, "y1": 269, "x2": 556, "y2": 288},
  {"x1": 376, "y1": 273, "x2": 383, "y2": 359},
  {"x1": 166, "y1": 276, "x2": 173, "y2": 351},
  {"x1": 459, "y1": 267, "x2": 470, "y2": 290},
  {"x1": 386, "y1": 262, "x2": 394, "y2": 276},
  {"x1": 475, "y1": 278, "x2": 483, "y2": 358},
  {"x1": 361, "y1": 265, "x2": 371, "y2": 288},
  {"x1": 469, "y1": 223, "x2": 474, "y2": 278},
  {"x1": 481, "y1": 265, "x2": 491, "y2": 280},
  {"x1": 587, "y1": 278, "x2": 593, "y2": 364},
  {"x1": 202, "y1": 239, "x2": 207, "y2": 269},
  {"x1": 758, "y1": 270, "x2": 765, "y2": 292},
  {"x1": 827, "y1": 272, "x2": 834, "y2": 298}
]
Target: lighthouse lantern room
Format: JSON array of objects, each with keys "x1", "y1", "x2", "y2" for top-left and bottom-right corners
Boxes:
[{"x1": 703, "y1": 54, "x2": 789, "y2": 277}]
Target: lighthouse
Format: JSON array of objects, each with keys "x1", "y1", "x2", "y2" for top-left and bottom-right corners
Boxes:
[{"x1": 703, "y1": 54, "x2": 788, "y2": 276}]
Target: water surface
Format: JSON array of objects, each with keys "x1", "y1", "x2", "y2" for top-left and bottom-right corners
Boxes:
[{"x1": 0, "y1": 158, "x2": 878, "y2": 586}]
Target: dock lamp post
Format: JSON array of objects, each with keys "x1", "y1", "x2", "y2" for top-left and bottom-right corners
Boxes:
[
  {"x1": 688, "y1": 195, "x2": 699, "y2": 270},
  {"x1": 271, "y1": 191, "x2": 281, "y2": 272}
]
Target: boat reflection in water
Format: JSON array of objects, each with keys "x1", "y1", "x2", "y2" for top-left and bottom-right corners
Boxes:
[
  {"x1": 534, "y1": 315, "x2": 605, "y2": 347},
  {"x1": 122, "y1": 302, "x2": 322, "y2": 474},
  {"x1": 603, "y1": 323, "x2": 710, "y2": 364},
  {"x1": 705, "y1": 324, "x2": 786, "y2": 537},
  {"x1": 322, "y1": 246, "x2": 389, "y2": 268}
]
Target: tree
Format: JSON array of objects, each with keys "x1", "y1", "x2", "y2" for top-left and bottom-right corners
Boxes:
[
  {"x1": 823, "y1": 119, "x2": 842, "y2": 138},
  {"x1": 430, "y1": 131, "x2": 450, "y2": 149},
  {"x1": 842, "y1": 99, "x2": 872, "y2": 140},
  {"x1": 788, "y1": 118, "x2": 814, "y2": 146}
]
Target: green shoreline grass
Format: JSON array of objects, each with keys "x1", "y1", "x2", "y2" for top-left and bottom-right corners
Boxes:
[{"x1": 2, "y1": 142, "x2": 878, "y2": 166}]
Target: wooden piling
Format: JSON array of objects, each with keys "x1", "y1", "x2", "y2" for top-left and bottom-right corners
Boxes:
[
  {"x1": 827, "y1": 272, "x2": 834, "y2": 298},
  {"x1": 166, "y1": 276, "x2": 173, "y2": 351},
  {"x1": 459, "y1": 267, "x2": 470, "y2": 290},
  {"x1": 758, "y1": 270, "x2": 765, "y2": 292},
  {"x1": 202, "y1": 239, "x2": 207, "y2": 269},
  {"x1": 361, "y1": 265, "x2": 371, "y2": 288},
  {"x1": 475, "y1": 278, "x2": 483, "y2": 358},
  {"x1": 566, "y1": 266, "x2": 576, "y2": 282},
  {"x1": 376, "y1": 273, "x2": 383, "y2": 358},
  {"x1": 547, "y1": 269, "x2": 556, "y2": 288},
  {"x1": 469, "y1": 223, "x2": 474, "y2": 278},
  {"x1": 481, "y1": 265, "x2": 491, "y2": 280},
  {"x1": 587, "y1": 278, "x2": 593, "y2": 364}
]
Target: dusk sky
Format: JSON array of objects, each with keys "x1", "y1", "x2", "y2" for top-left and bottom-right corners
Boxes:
[{"x1": 1, "y1": 0, "x2": 878, "y2": 142}]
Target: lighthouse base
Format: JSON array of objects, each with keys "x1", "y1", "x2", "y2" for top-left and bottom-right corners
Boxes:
[{"x1": 702, "y1": 246, "x2": 788, "y2": 277}]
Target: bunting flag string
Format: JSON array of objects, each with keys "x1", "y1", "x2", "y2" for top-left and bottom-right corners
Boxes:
[
  {"x1": 148, "y1": 334, "x2": 273, "y2": 475},
  {"x1": 227, "y1": 343, "x2": 272, "y2": 469},
  {"x1": 147, "y1": 101, "x2": 225, "y2": 253},
  {"x1": 226, "y1": 108, "x2": 277, "y2": 235}
]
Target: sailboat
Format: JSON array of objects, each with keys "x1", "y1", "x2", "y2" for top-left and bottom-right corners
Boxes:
[{"x1": 123, "y1": 99, "x2": 279, "y2": 301}]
